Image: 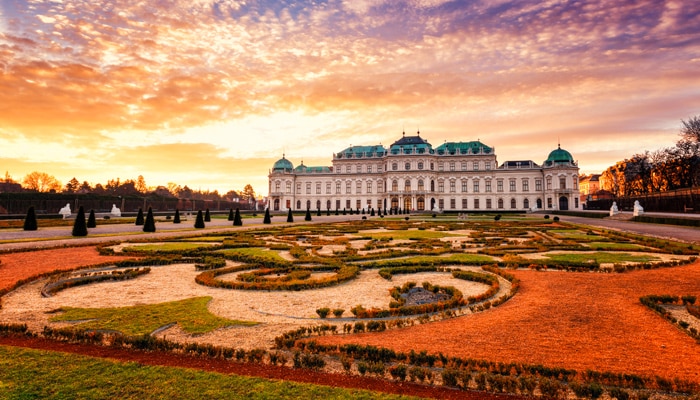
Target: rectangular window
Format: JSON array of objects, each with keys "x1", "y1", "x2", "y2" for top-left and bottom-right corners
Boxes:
[
  {"x1": 510, "y1": 179, "x2": 516, "y2": 192},
  {"x1": 438, "y1": 162, "x2": 444, "y2": 171},
  {"x1": 356, "y1": 181, "x2": 362, "y2": 194},
  {"x1": 336, "y1": 182, "x2": 341, "y2": 194},
  {"x1": 485, "y1": 180, "x2": 492, "y2": 193},
  {"x1": 450, "y1": 198, "x2": 456, "y2": 209},
  {"x1": 336, "y1": 199, "x2": 341, "y2": 209},
  {"x1": 473, "y1": 161, "x2": 479, "y2": 171},
  {"x1": 449, "y1": 162, "x2": 455, "y2": 171},
  {"x1": 473, "y1": 180, "x2": 480, "y2": 193},
  {"x1": 326, "y1": 183, "x2": 331, "y2": 194},
  {"x1": 522, "y1": 179, "x2": 529, "y2": 192},
  {"x1": 560, "y1": 177, "x2": 566, "y2": 189},
  {"x1": 377, "y1": 165, "x2": 383, "y2": 173},
  {"x1": 346, "y1": 199, "x2": 351, "y2": 209},
  {"x1": 316, "y1": 183, "x2": 321, "y2": 194},
  {"x1": 461, "y1": 180, "x2": 468, "y2": 192},
  {"x1": 439, "y1": 199, "x2": 444, "y2": 209},
  {"x1": 547, "y1": 197, "x2": 553, "y2": 208},
  {"x1": 356, "y1": 199, "x2": 361, "y2": 209},
  {"x1": 367, "y1": 199, "x2": 372, "y2": 208},
  {"x1": 462, "y1": 198, "x2": 468, "y2": 208},
  {"x1": 346, "y1": 182, "x2": 352, "y2": 194},
  {"x1": 547, "y1": 178, "x2": 552, "y2": 190},
  {"x1": 306, "y1": 183, "x2": 311, "y2": 194},
  {"x1": 474, "y1": 198, "x2": 480, "y2": 209},
  {"x1": 286, "y1": 182, "x2": 292, "y2": 194},
  {"x1": 536, "y1": 179, "x2": 542, "y2": 191},
  {"x1": 486, "y1": 198, "x2": 492, "y2": 209},
  {"x1": 461, "y1": 162, "x2": 467, "y2": 171},
  {"x1": 377, "y1": 181, "x2": 383, "y2": 193},
  {"x1": 367, "y1": 165, "x2": 372, "y2": 173},
  {"x1": 485, "y1": 161, "x2": 491, "y2": 170},
  {"x1": 449, "y1": 180, "x2": 456, "y2": 193},
  {"x1": 296, "y1": 183, "x2": 301, "y2": 194},
  {"x1": 367, "y1": 181, "x2": 372, "y2": 194},
  {"x1": 438, "y1": 181, "x2": 445, "y2": 193},
  {"x1": 357, "y1": 164, "x2": 362, "y2": 173},
  {"x1": 497, "y1": 180, "x2": 503, "y2": 192}
]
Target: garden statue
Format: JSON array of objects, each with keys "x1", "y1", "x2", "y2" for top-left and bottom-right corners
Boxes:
[
  {"x1": 110, "y1": 204, "x2": 122, "y2": 217},
  {"x1": 609, "y1": 201, "x2": 619, "y2": 216},
  {"x1": 633, "y1": 200, "x2": 644, "y2": 216},
  {"x1": 58, "y1": 203, "x2": 71, "y2": 219}
]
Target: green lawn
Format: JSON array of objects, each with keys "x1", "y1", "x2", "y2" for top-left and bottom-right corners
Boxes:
[
  {"x1": 548, "y1": 229, "x2": 607, "y2": 241},
  {"x1": 357, "y1": 229, "x2": 462, "y2": 240},
  {"x1": 0, "y1": 346, "x2": 418, "y2": 400},
  {"x1": 218, "y1": 247, "x2": 288, "y2": 262},
  {"x1": 585, "y1": 242, "x2": 647, "y2": 251},
  {"x1": 50, "y1": 297, "x2": 257, "y2": 336},
  {"x1": 543, "y1": 252, "x2": 659, "y2": 264}
]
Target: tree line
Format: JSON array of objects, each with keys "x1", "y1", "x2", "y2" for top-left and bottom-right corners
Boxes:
[
  {"x1": 1, "y1": 172, "x2": 257, "y2": 202},
  {"x1": 599, "y1": 117, "x2": 700, "y2": 197}
]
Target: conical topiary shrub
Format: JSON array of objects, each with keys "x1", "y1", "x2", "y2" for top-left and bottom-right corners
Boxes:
[
  {"x1": 135, "y1": 208, "x2": 144, "y2": 226},
  {"x1": 335, "y1": 208, "x2": 339, "y2": 215},
  {"x1": 370, "y1": 208, "x2": 375, "y2": 217},
  {"x1": 173, "y1": 209, "x2": 181, "y2": 224},
  {"x1": 87, "y1": 209, "x2": 97, "y2": 228},
  {"x1": 342, "y1": 208, "x2": 346, "y2": 215},
  {"x1": 233, "y1": 208, "x2": 242, "y2": 226},
  {"x1": 194, "y1": 210, "x2": 205, "y2": 229},
  {"x1": 72, "y1": 206, "x2": 88, "y2": 237},
  {"x1": 287, "y1": 208, "x2": 294, "y2": 223},
  {"x1": 326, "y1": 209, "x2": 330, "y2": 216},
  {"x1": 263, "y1": 208, "x2": 271, "y2": 224},
  {"x1": 316, "y1": 208, "x2": 321, "y2": 216},
  {"x1": 23, "y1": 206, "x2": 38, "y2": 231},
  {"x1": 204, "y1": 208, "x2": 211, "y2": 222},
  {"x1": 143, "y1": 207, "x2": 156, "y2": 232},
  {"x1": 228, "y1": 208, "x2": 234, "y2": 221},
  {"x1": 305, "y1": 208, "x2": 312, "y2": 221}
]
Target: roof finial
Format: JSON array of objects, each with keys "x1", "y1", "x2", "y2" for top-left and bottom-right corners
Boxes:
[{"x1": 558, "y1": 136, "x2": 561, "y2": 149}]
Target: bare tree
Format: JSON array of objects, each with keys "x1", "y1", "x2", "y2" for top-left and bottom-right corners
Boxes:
[{"x1": 22, "y1": 171, "x2": 62, "y2": 192}]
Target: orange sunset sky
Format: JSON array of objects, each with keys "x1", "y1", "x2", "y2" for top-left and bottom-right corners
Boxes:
[{"x1": 1, "y1": 0, "x2": 699, "y2": 195}]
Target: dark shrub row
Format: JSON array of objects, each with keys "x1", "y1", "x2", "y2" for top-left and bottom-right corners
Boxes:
[
  {"x1": 196, "y1": 264, "x2": 359, "y2": 291},
  {"x1": 41, "y1": 267, "x2": 151, "y2": 297},
  {"x1": 640, "y1": 295, "x2": 700, "y2": 341}
]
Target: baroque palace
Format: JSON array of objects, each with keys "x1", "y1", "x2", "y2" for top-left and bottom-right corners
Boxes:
[{"x1": 268, "y1": 132, "x2": 580, "y2": 213}]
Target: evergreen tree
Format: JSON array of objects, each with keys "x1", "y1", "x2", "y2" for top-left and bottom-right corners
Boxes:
[
  {"x1": 370, "y1": 208, "x2": 375, "y2": 217},
  {"x1": 72, "y1": 206, "x2": 88, "y2": 237},
  {"x1": 335, "y1": 208, "x2": 339, "y2": 215},
  {"x1": 263, "y1": 208, "x2": 271, "y2": 224},
  {"x1": 362, "y1": 208, "x2": 365, "y2": 215},
  {"x1": 316, "y1": 208, "x2": 321, "y2": 216},
  {"x1": 135, "y1": 208, "x2": 144, "y2": 226},
  {"x1": 228, "y1": 208, "x2": 234, "y2": 221},
  {"x1": 342, "y1": 208, "x2": 346, "y2": 215},
  {"x1": 87, "y1": 209, "x2": 97, "y2": 228},
  {"x1": 194, "y1": 210, "x2": 205, "y2": 228},
  {"x1": 326, "y1": 208, "x2": 330, "y2": 216},
  {"x1": 287, "y1": 208, "x2": 294, "y2": 223},
  {"x1": 204, "y1": 208, "x2": 211, "y2": 222},
  {"x1": 233, "y1": 208, "x2": 243, "y2": 226},
  {"x1": 143, "y1": 207, "x2": 156, "y2": 232},
  {"x1": 23, "y1": 206, "x2": 38, "y2": 231},
  {"x1": 305, "y1": 208, "x2": 312, "y2": 221},
  {"x1": 173, "y1": 209, "x2": 181, "y2": 224}
]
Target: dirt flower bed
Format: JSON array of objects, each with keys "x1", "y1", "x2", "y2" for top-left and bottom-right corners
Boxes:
[{"x1": 315, "y1": 259, "x2": 700, "y2": 384}]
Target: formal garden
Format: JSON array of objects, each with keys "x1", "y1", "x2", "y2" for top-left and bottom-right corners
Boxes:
[{"x1": 1, "y1": 214, "x2": 699, "y2": 399}]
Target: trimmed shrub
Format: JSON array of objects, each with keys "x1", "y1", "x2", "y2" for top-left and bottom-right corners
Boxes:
[
  {"x1": 316, "y1": 307, "x2": 330, "y2": 318},
  {"x1": 23, "y1": 206, "x2": 38, "y2": 231},
  {"x1": 173, "y1": 209, "x2": 181, "y2": 224},
  {"x1": 72, "y1": 206, "x2": 88, "y2": 237},
  {"x1": 332, "y1": 308, "x2": 345, "y2": 318},
  {"x1": 228, "y1": 208, "x2": 234, "y2": 221},
  {"x1": 305, "y1": 208, "x2": 312, "y2": 221},
  {"x1": 87, "y1": 209, "x2": 97, "y2": 228},
  {"x1": 287, "y1": 208, "x2": 294, "y2": 223},
  {"x1": 135, "y1": 208, "x2": 144, "y2": 225},
  {"x1": 263, "y1": 208, "x2": 271, "y2": 224},
  {"x1": 194, "y1": 210, "x2": 205, "y2": 229},
  {"x1": 233, "y1": 208, "x2": 242, "y2": 226},
  {"x1": 553, "y1": 216, "x2": 560, "y2": 222},
  {"x1": 204, "y1": 208, "x2": 211, "y2": 222},
  {"x1": 143, "y1": 207, "x2": 156, "y2": 233}
]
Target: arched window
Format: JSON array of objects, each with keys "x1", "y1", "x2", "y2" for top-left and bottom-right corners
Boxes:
[
  {"x1": 326, "y1": 200, "x2": 331, "y2": 210},
  {"x1": 392, "y1": 180, "x2": 398, "y2": 191},
  {"x1": 306, "y1": 200, "x2": 311, "y2": 209},
  {"x1": 404, "y1": 180, "x2": 411, "y2": 191},
  {"x1": 524, "y1": 198, "x2": 530, "y2": 209},
  {"x1": 316, "y1": 200, "x2": 321, "y2": 209},
  {"x1": 510, "y1": 198, "x2": 517, "y2": 209},
  {"x1": 418, "y1": 180, "x2": 424, "y2": 191},
  {"x1": 296, "y1": 200, "x2": 301, "y2": 210},
  {"x1": 497, "y1": 198, "x2": 504, "y2": 209}
]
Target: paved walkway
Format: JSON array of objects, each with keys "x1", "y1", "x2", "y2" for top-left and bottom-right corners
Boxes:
[{"x1": 1, "y1": 212, "x2": 697, "y2": 251}]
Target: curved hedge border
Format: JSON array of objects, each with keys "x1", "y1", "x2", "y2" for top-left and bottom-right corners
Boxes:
[
  {"x1": 195, "y1": 264, "x2": 360, "y2": 291},
  {"x1": 640, "y1": 294, "x2": 700, "y2": 341},
  {"x1": 41, "y1": 267, "x2": 151, "y2": 297}
]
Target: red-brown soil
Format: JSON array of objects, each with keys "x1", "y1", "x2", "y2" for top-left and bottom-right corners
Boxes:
[
  {"x1": 0, "y1": 335, "x2": 520, "y2": 400},
  {"x1": 316, "y1": 260, "x2": 700, "y2": 383},
  {"x1": 0, "y1": 246, "x2": 137, "y2": 291}
]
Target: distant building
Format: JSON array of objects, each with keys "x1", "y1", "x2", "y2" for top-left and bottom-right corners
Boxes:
[
  {"x1": 579, "y1": 174, "x2": 601, "y2": 204},
  {"x1": 0, "y1": 181, "x2": 22, "y2": 193},
  {"x1": 268, "y1": 132, "x2": 580, "y2": 212}
]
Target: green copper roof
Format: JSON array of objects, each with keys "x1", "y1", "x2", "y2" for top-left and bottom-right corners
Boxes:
[
  {"x1": 294, "y1": 165, "x2": 332, "y2": 173},
  {"x1": 272, "y1": 156, "x2": 294, "y2": 172},
  {"x1": 337, "y1": 145, "x2": 386, "y2": 159},
  {"x1": 544, "y1": 145, "x2": 575, "y2": 166},
  {"x1": 435, "y1": 141, "x2": 492, "y2": 155}
]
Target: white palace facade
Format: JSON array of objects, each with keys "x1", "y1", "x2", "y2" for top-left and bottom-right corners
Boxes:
[{"x1": 268, "y1": 132, "x2": 580, "y2": 213}]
